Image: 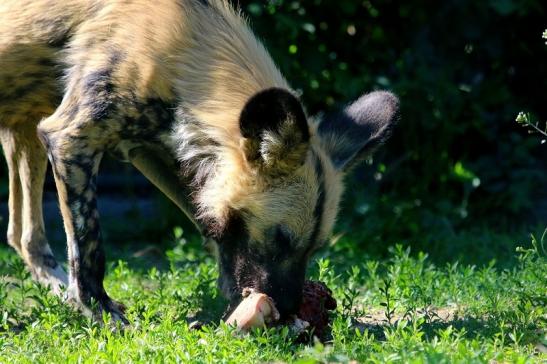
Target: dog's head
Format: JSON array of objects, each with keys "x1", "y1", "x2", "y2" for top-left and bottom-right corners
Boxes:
[{"x1": 203, "y1": 88, "x2": 399, "y2": 317}]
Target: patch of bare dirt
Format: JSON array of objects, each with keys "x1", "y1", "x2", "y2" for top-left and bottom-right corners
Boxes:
[{"x1": 353, "y1": 306, "x2": 464, "y2": 338}]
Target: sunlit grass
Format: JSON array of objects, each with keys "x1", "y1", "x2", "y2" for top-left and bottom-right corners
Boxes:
[{"x1": 1, "y1": 229, "x2": 546, "y2": 363}]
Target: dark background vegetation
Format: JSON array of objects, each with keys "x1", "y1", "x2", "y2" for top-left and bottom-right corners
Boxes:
[{"x1": 1, "y1": 0, "x2": 546, "y2": 268}]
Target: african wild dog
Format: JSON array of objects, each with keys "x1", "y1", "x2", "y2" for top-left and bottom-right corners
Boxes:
[{"x1": 0, "y1": 0, "x2": 398, "y2": 323}]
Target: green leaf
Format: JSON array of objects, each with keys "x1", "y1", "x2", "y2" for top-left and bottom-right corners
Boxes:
[{"x1": 489, "y1": 0, "x2": 517, "y2": 15}]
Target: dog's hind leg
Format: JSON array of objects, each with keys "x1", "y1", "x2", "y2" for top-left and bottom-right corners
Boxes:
[
  {"x1": 16, "y1": 123, "x2": 68, "y2": 294},
  {"x1": 0, "y1": 122, "x2": 68, "y2": 293},
  {"x1": 1, "y1": 123, "x2": 68, "y2": 294},
  {"x1": 0, "y1": 128, "x2": 23, "y2": 256}
]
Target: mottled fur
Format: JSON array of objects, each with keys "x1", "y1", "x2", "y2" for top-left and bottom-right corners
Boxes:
[{"x1": 0, "y1": 0, "x2": 398, "y2": 321}]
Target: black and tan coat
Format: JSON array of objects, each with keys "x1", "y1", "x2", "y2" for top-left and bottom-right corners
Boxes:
[{"x1": 0, "y1": 0, "x2": 398, "y2": 322}]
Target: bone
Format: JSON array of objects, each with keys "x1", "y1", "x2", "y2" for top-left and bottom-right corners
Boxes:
[{"x1": 225, "y1": 289, "x2": 280, "y2": 331}]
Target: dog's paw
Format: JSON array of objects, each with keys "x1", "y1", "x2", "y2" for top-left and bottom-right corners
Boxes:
[
  {"x1": 27, "y1": 253, "x2": 69, "y2": 296},
  {"x1": 32, "y1": 266, "x2": 68, "y2": 297},
  {"x1": 96, "y1": 299, "x2": 129, "y2": 328},
  {"x1": 65, "y1": 287, "x2": 129, "y2": 327}
]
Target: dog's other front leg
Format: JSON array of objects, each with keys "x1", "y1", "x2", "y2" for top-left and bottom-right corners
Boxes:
[
  {"x1": 128, "y1": 146, "x2": 200, "y2": 231},
  {"x1": 38, "y1": 120, "x2": 127, "y2": 324}
]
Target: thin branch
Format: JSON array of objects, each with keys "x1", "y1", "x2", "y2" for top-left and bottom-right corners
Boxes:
[{"x1": 516, "y1": 112, "x2": 547, "y2": 140}]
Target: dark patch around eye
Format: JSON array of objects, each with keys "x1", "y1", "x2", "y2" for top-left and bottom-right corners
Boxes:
[{"x1": 274, "y1": 226, "x2": 292, "y2": 249}]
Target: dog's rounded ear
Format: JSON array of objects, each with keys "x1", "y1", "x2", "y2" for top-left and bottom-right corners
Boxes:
[
  {"x1": 240, "y1": 88, "x2": 310, "y2": 176},
  {"x1": 318, "y1": 91, "x2": 399, "y2": 171}
]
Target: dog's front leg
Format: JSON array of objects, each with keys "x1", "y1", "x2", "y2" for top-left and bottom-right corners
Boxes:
[
  {"x1": 38, "y1": 120, "x2": 127, "y2": 324},
  {"x1": 128, "y1": 146, "x2": 201, "y2": 233}
]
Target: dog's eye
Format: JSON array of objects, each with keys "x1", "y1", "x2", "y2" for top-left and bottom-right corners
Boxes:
[{"x1": 274, "y1": 226, "x2": 293, "y2": 248}]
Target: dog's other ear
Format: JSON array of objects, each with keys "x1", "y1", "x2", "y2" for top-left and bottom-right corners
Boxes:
[
  {"x1": 318, "y1": 91, "x2": 399, "y2": 172},
  {"x1": 239, "y1": 88, "x2": 310, "y2": 176}
]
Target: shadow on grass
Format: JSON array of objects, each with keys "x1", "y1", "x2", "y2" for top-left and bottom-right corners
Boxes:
[{"x1": 184, "y1": 281, "x2": 229, "y2": 327}]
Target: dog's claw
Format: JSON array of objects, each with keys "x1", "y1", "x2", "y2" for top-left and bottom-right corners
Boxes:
[{"x1": 64, "y1": 288, "x2": 129, "y2": 326}]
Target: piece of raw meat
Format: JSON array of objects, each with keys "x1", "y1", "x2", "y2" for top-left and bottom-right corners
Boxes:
[{"x1": 225, "y1": 281, "x2": 337, "y2": 337}]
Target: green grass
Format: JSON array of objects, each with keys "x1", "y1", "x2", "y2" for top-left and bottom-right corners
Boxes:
[{"x1": 1, "y1": 227, "x2": 546, "y2": 363}]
